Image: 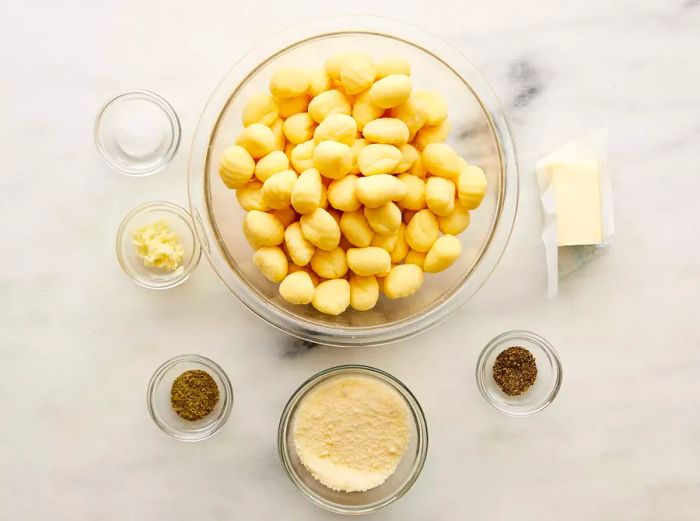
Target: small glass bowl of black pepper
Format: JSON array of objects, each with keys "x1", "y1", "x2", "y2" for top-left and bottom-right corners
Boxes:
[
  {"x1": 147, "y1": 354, "x2": 233, "y2": 441},
  {"x1": 476, "y1": 330, "x2": 562, "y2": 416}
]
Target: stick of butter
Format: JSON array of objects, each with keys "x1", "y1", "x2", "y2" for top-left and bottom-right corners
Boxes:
[{"x1": 549, "y1": 159, "x2": 603, "y2": 246}]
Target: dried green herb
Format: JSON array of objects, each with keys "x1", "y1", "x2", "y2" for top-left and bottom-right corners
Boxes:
[
  {"x1": 493, "y1": 346, "x2": 537, "y2": 396},
  {"x1": 171, "y1": 370, "x2": 219, "y2": 421}
]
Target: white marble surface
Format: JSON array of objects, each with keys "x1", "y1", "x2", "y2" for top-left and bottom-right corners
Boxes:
[{"x1": 2, "y1": 0, "x2": 699, "y2": 519}]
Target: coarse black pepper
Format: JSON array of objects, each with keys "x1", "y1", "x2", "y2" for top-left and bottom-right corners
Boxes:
[
  {"x1": 170, "y1": 370, "x2": 219, "y2": 421},
  {"x1": 492, "y1": 346, "x2": 537, "y2": 396}
]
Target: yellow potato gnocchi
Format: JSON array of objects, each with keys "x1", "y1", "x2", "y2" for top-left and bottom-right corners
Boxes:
[
  {"x1": 349, "y1": 274, "x2": 379, "y2": 311},
  {"x1": 312, "y1": 279, "x2": 350, "y2": 315},
  {"x1": 299, "y1": 207, "x2": 341, "y2": 251},
  {"x1": 310, "y1": 247, "x2": 348, "y2": 279},
  {"x1": 362, "y1": 118, "x2": 409, "y2": 146},
  {"x1": 219, "y1": 53, "x2": 489, "y2": 314},
  {"x1": 284, "y1": 222, "x2": 315, "y2": 266},
  {"x1": 279, "y1": 271, "x2": 315, "y2": 305},
  {"x1": 340, "y1": 210, "x2": 375, "y2": 247},
  {"x1": 346, "y1": 247, "x2": 391, "y2": 277},
  {"x1": 369, "y1": 74, "x2": 412, "y2": 109},
  {"x1": 219, "y1": 146, "x2": 255, "y2": 189},
  {"x1": 357, "y1": 143, "x2": 402, "y2": 176},
  {"x1": 313, "y1": 140, "x2": 353, "y2": 179},
  {"x1": 253, "y1": 246, "x2": 288, "y2": 283}
]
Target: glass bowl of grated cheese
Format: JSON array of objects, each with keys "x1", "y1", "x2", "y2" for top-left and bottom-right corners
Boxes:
[
  {"x1": 116, "y1": 201, "x2": 201, "y2": 289},
  {"x1": 278, "y1": 365, "x2": 428, "y2": 514}
]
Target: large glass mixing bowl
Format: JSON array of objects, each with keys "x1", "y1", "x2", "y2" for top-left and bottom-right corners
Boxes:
[{"x1": 188, "y1": 17, "x2": 518, "y2": 347}]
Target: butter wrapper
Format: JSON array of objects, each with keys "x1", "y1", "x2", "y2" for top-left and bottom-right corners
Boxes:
[{"x1": 536, "y1": 129, "x2": 615, "y2": 298}]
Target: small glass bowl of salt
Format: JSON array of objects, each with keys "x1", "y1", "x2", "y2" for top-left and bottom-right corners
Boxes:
[{"x1": 94, "y1": 90, "x2": 180, "y2": 176}]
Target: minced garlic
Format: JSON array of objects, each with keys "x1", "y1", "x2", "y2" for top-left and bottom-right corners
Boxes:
[
  {"x1": 293, "y1": 375, "x2": 410, "y2": 492},
  {"x1": 131, "y1": 219, "x2": 184, "y2": 271}
]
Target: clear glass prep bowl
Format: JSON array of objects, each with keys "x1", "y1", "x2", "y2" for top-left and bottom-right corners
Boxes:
[
  {"x1": 188, "y1": 17, "x2": 518, "y2": 346},
  {"x1": 278, "y1": 365, "x2": 428, "y2": 514}
]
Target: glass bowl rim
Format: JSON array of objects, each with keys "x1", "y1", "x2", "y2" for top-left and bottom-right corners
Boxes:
[
  {"x1": 94, "y1": 89, "x2": 181, "y2": 177},
  {"x1": 475, "y1": 330, "x2": 563, "y2": 417},
  {"x1": 116, "y1": 200, "x2": 202, "y2": 290},
  {"x1": 277, "y1": 364, "x2": 429, "y2": 515},
  {"x1": 146, "y1": 353, "x2": 234, "y2": 442},
  {"x1": 188, "y1": 15, "x2": 519, "y2": 346}
]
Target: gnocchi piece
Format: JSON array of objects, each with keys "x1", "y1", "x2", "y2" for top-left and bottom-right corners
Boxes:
[
  {"x1": 255, "y1": 150, "x2": 289, "y2": 182},
  {"x1": 253, "y1": 246, "x2": 288, "y2": 283},
  {"x1": 339, "y1": 53, "x2": 375, "y2": 94},
  {"x1": 383, "y1": 264, "x2": 424, "y2": 299},
  {"x1": 397, "y1": 174, "x2": 426, "y2": 211},
  {"x1": 236, "y1": 180, "x2": 270, "y2": 211},
  {"x1": 243, "y1": 210, "x2": 284, "y2": 248},
  {"x1": 357, "y1": 144, "x2": 403, "y2": 176},
  {"x1": 457, "y1": 161, "x2": 487, "y2": 210},
  {"x1": 356, "y1": 174, "x2": 408, "y2": 208},
  {"x1": 236, "y1": 123, "x2": 276, "y2": 159},
  {"x1": 291, "y1": 168, "x2": 323, "y2": 214},
  {"x1": 278, "y1": 94, "x2": 310, "y2": 118},
  {"x1": 349, "y1": 274, "x2": 379, "y2": 311},
  {"x1": 424, "y1": 235, "x2": 462, "y2": 273},
  {"x1": 261, "y1": 169, "x2": 298, "y2": 210},
  {"x1": 396, "y1": 144, "x2": 419, "y2": 173},
  {"x1": 307, "y1": 68, "x2": 332, "y2": 97},
  {"x1": 308, "y1": 89, "x2": 352, "y2": 123},
  {"x1": 390, "y1": 223, "x2": 409, "y2": 263},
  {"x1": 352, "y1": 90, "x2": 384, "y2": 132},
  {"x1": 284, "y1": 222, "x2": 315, "y2": 266},
  {"x1": 405, "y1": 209, "x2": 439, "y2": 252},
  {"x1": 312, "y1": 140, "x2": 353, "y2": 179},
  {"x1": 425, "y1": 176, "x2": 456, "y2": 216},
  {"x1": 327, "y1": 175, "x2": 361, "y2": 212},
  {"x1": 437, "y1": 200, "x2": 471, "y2": 235},
  {"x1": 279, "y1": 271, "x2": 315, "y2": 305},
  {"x1": 404, "y1": 249, "x2": 426, "y2": 269},
  {"x1": 340, "y1": 210, "x2": 375, "y2": 247},
  {"x1": 346, "y1": 247, "x2": 391, "y2": 277},
  {"x1": 242, "y1": 93, "x2": 279, "y2": 127},
  {"x1": 312, "y1": 279, "x2": 351, "y2": 315},
  {"x1": 310, "y1": 247, "x2": 348, "y2": 279},
  {"x1": 219, "y1": 146, "x2": 255, "y2": 189},
  {"x1": 299, "y1": 207, "x2": 341, "y2": 251},
  {"x1": 373, "y1": 56, "x2": 411, "y2": 79},
  {"x1": 290, "y1": 139, "x2": 316, "y2": 173},
  {"x1": 369, "y1": 74, "x2": 412, "y2": 109},
  {"x1": 362, "y1": 118, "x2": 409, "y2": 146},
  {"x1": 414, "y1": 120, "x2": 451, "y2": 150},
  {"x1": 422, "y1": 142, "x2": 460, "y2": 178},
  {"x1": 314, "y1": 114, "x2": 357, "y2": 145},
  {"x1": 413, "y1": 90, "x2": 448, "y2": 126},
  {"x1": 364, "y1": 202, "x2": 402, "y2": 235},
  {"x1": 283, "y1": 112, "x2": 316, "y2": 144},
  {"x1": 269, "y1": 68, "x2": 310, "y2": 98}
]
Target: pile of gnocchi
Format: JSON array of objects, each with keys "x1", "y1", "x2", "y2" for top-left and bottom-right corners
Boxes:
[{"x1": 219, "y1": 53, "x2": 487, "y2": 316}]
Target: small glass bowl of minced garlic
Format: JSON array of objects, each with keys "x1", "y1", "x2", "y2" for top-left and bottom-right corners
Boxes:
[
  {"x1": 147, "y1": 354, "x2": 233, "y2": 442},
  {"x1": 278, "y1": 365, "x2": 428, "y2": 515},
  {"x1": 476, "y1": 330, "x2": 563, "y2": 416},
  {"x1": 116, "y1": 201, "x2": 201, "y2": 289}
]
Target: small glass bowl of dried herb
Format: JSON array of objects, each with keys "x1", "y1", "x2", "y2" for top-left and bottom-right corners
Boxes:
[
  {"x1": 475, "y1": 330, "x2": 562, "y2": 416},
  {"x1": 147, "y1": 354, "x2": 233, "y2": 441}
]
